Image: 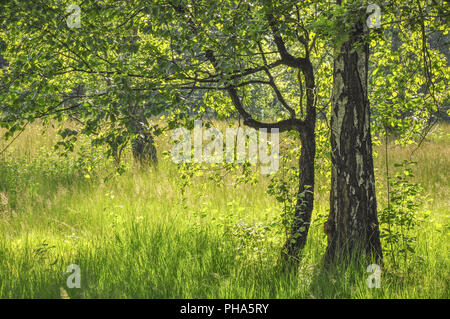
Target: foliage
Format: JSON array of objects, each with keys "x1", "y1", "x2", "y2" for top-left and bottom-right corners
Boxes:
[{"x1": 379, "y1": 160, "x2": 429, "y2": 268}]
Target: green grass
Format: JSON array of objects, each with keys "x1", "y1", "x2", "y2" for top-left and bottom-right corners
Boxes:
[{"x1": 0, "y1": 122, "x2": 448, "y2": 298}]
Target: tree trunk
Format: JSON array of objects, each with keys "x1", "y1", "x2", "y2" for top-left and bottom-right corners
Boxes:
[
  {"x1": 129, "y1": 104, "x2": 157, "y2": 166},
  {"x1": 282, "y1": 62, "x2": 317, "y2": 266},
  {"x1": 324, "y1": 15, "x2": 382, "y2": 264},
  {"x1": 282, "y1": 125, "x2": 316, "y2": 265},
  {"x1": 131, "y1": 128, "x2": 157, "y2": 166}
]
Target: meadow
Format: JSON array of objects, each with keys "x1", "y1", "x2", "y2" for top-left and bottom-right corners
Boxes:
[{"x1": 0, "y1": 121, "x2": 448, "y2": 299}]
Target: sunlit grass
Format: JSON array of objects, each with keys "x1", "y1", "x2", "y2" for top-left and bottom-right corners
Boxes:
[{"x1": 0, "y1": 121, "x2": 448, "y2": 298}]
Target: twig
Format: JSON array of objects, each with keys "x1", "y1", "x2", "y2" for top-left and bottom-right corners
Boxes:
[{"x1": 0, "y1": 121, "x2": 29, "y2": 156}]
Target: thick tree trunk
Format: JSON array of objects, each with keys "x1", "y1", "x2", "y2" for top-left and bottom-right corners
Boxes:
[{"x1": 324, "y1": 16, "x2": 382, "y2": 264}]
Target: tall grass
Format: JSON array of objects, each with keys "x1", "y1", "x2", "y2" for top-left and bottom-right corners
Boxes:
[{"x1": 0, "y1": 122, "x2": 448, "y2": 298}]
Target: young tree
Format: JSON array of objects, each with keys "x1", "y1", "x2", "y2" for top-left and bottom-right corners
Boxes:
[{"x1": 167, "y1": 1, "x2": 318, "y2": 263}]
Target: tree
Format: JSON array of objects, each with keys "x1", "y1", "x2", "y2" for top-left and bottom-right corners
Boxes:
[
  {"x1": 168, "y1": 1, "x2": 318, "y2": 264},
  {"x1": 324, "y1": 3, "x2": 383, "y2": 264},
  {"x1": 129, "y1": 101, "x2": 158, "y2": 166},
  {"x1": 323, "y1": 0, "x2": 448, "y2": 264},
  {"x1": 0, "y1": 0, "x2": 168, "y2": 164}
]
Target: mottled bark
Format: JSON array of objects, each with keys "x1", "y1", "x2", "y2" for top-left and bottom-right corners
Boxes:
[
  {"x1": 282, "y1": 125, "x2": 315, "y2": 264},
  {"x1": 325, "y1": 16, "x2": 382, "y2": 264}
]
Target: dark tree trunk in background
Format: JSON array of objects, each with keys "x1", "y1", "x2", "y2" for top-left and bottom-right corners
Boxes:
[
  {"x1": 324, "y1": 14, "x2": 382, "y2": 264},
  {"x1": 129, "y1": 104, "x2": 157, "y2": 166},
  {"x1": 131, "y1": 126, "x2": 157, "y2": 166},
  {"x1": 124, "y1": 27, "x2": 157, "y2": 166},
  {"x1": 0, "y1": 54, "x2": 6, "y2": 69}
]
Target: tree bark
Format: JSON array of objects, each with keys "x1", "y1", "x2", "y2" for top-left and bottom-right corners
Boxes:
[
  {"x1": 282, "y1": 125, "x2": 315, "y2": 265},
  {"x1": 324, "y1": 15, "x2": 382, "y2": 264},
  {"x1": 282, "y1": 61, "x2": 316, "y2": 266},
  {"x1": 129, "y1": 104, "x2": 157, "y2": 166},
  {"x1": 131, "y1": 128, "x2": 157, "y2": 166}
]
